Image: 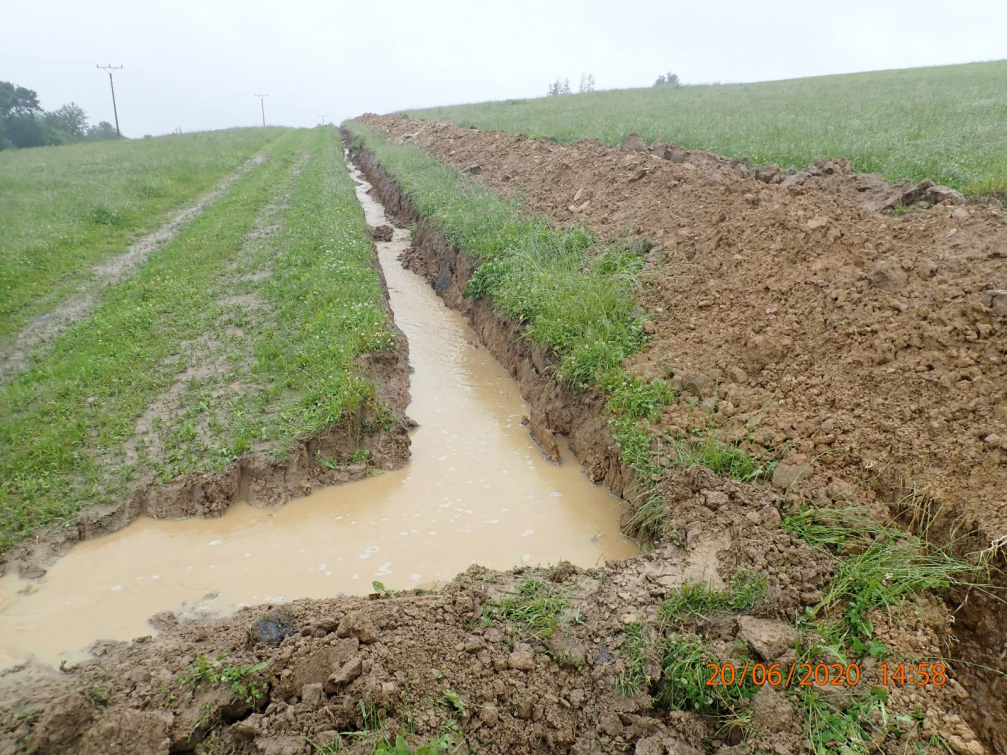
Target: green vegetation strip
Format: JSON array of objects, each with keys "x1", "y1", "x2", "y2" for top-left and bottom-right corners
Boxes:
[
  {"x1": 0, "y1": 127, "x2": 284, "y2": 344},
  {"x1": 409, "y1": 60, "x2": 1007, "y2": 197},
  {"x1": 0, "y1": 126, "x2": 396, "y2": 553}
]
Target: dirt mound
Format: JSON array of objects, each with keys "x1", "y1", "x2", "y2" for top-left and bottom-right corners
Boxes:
[{"x1": 360, "y1": 114, "x2": 1007, "y2": 543}]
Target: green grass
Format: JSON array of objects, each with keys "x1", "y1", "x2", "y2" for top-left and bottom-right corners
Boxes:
[
  {"x1": 480, "y1": 576, "x2": 568, "y2": 642},
  {"x1": 0, "y1": 128, "x2": 284, "y2": 344},
  {"x1": 657, "y1": 632, "x2": 755, "y2": 716},
  {"x1": 0, "y1": 126, "x2": 397, "y2": 553},
  {"x1": 177, "y1": 652, "x2": 268, "y2": 705},
  {"x1": 658, "y1": 570, "x2": 769, "y2": 624},
  {"x1": 408, "y1": 60, "x2": 1007, "y2": 197},
  {"x1": 784, "y1": 506, "x2": 984, "y2": 648}
]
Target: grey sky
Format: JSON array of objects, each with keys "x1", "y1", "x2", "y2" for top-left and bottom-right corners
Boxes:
[{"x1": 3, "y1": 0, "x2": 1006, "y2": 137}]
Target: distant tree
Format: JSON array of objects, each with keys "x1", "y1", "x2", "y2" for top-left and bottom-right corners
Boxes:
[
  {"x1": 45, "y1": 103, "x2": 89, "y2": 139},
  {"x1": 0, "y1": 81, "x2": 42, "y2": 119},
  {"x1": 654, "y1": 72, "x2": 681, "y2": 87},
  {"x1": 0, "y1": 81, "x2": 119, "y2": 150},
  {"x1": 578, "y1": 73, "x2": 596, "y2": 93},
  {"x1": 561, "y1": 78, "x2": 572, "y2": 95},
  {"x1": 86, "y1": 121, "x2": 119, "y2": 141}
]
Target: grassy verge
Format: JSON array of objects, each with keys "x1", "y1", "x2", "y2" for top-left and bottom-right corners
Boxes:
[
  {"x1": 0, "y1": 126, "x2": 397, "y2": 553},
  {"x1": 0, "y1": 127, "x2": 284, "y2": 344},
  {"x1": 408, "y1": 60, "x2": 1007, "y2": 197}
]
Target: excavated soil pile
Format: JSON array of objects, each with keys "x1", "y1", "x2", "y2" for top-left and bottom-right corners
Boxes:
[{"x1": 361, "y1": 114, "x2": 1007, "y2": 542}]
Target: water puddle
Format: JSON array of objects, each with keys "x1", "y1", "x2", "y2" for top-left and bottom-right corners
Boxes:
[{"x1": 0, "y1": 157, "x2": 639, "y2": 669}]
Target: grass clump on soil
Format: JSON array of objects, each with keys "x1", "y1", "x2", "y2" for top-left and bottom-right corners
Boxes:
[
  {"x1": 0, "y1": 126, "x2": 398, "y2": 553},
  {"x1": 783, "y1": 505, "x2": 985, "y2": 649},
  {"x1": 0, "y1": 127, "x2": 284, "y2": 345},
  {"x1": 658, "y1": 570, "x2": 769, "y2": 623},
  {"x1": 409, "y1": 60, "x2": 1007, "y2": 197},
  {"x1": 480, "y1": 576, "x2": 568, "y2": 642},
  {"x1": 177, "y1": 653, "x2": 268, "y2": 705}
]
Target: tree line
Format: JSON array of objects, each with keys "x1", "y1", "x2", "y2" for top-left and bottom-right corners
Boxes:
[
  {"x1": 545, "y1": 71, "x2": 681, "y2": 97},
  {"x1": 1, "y1": 81, "x2": 118, "y2": 150}
]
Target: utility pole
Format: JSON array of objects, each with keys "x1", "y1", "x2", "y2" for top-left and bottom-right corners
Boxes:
[
  {"x1": 318, "y1": 115, "x2": 328, "y2": 126},
  {"x1": 97, "y1": 64, "x2": 123, "y2": 137},
  {"x1": 254, "y1": 93, "x2": 269, "y2": 127}
]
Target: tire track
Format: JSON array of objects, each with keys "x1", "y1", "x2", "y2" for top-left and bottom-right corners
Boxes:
[{"x1": 0, "y1": 153, "x2": 268, "y2": 383}]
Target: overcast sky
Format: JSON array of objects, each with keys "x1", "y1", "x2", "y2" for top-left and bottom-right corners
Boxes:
[{"x1": 3, "y1": 0, "x2": 1006, "y2": 137}]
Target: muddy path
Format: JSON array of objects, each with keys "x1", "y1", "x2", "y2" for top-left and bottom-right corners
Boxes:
[{"x1": 0, "y1": 153, "x2": 268, "y2": 383}]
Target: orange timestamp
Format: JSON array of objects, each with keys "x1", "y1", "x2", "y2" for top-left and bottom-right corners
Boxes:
[{"x1": 704, "y1": 661, "x2": 948, "y2": 689}]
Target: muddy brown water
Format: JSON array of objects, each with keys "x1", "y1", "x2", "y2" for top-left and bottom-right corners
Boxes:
[{"x1": 0, "y1": 158, "x2": 639, "y2": 670}]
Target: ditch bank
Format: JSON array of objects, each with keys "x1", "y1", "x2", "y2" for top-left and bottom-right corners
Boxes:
[{"x1": 0, "y1": 133, "x2": 996, "y2": 755}]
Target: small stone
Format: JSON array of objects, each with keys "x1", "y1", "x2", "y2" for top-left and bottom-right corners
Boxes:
[
  {"x1": 984, "y1": 433, "x2": 1002, "y2": 448},
  {"x1": 642, "y1": 321, "x2": 658, "y2": 335},
  {"x1": 771, "y1": 463, "x2": 807, "y2": 490},
  {"x1": 755, "y1": 164, "x2": 780, "y2": 183},
  {"x1": 951, "y1": 207, "x2": 970, "y2": 220},
  {"x1": 325, "y1": 656, "x2": 362, "y2": 691},
  {"x1": 737, "y1": 616, "x2": 798, "y2": 660},
  {"x1": 508, "y1": 650, "x2": 535, "y2": 671},
  {"x1": 461, "y1": 163, "x2": 481, "y2": 175},
  {"x1": 981, "y1": 290, "x2": 1007, "y2": 316},
  {"x1": 301, "y1": 683, "x2": 324, "y2": 708},
  {"x1": 336, "y1": 611, "x2": 378, "y2": 644},
  {"x1": 806, "y1": 216, "x2": 829, "y2": 230}
]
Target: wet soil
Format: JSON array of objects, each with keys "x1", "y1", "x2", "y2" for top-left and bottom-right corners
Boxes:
[{"x1": 359, "y1": 115, "x2": 1007, "y2": 542}]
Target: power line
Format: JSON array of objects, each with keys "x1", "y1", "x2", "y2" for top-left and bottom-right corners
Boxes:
[
  {"x1": 97, "y1": 64, "x2": 123, "y2": 137},
  {"x1": 254, "y1": 93, "x2": 269, "y2": 127}
]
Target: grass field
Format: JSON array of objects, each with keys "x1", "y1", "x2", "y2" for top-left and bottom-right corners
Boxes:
[
  {"x1": 0, "y1": 127, "x2": 284, "y2": 345},
  {"x1": 0, "y1": 126, "x2": 397, "y2": 552},
  {"x1": 408, "y1": 60, "x2": 1007, "y2": 197}
]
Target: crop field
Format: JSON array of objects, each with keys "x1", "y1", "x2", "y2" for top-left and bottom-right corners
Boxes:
[
  {"x1": 410, "y1": 60, "x2": 1007, "y2": 196},
  {"x1": 0, "y1": 126, "x2": 399, "y2": 552}
]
